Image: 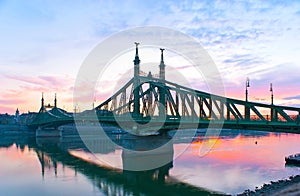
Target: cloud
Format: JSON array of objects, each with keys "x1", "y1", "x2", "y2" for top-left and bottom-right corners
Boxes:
[
  {"x1": 0, "y1": 105, "x2": 17, "y2": 114},
  {"x1": 135, "y1": 1, "x2": 299, "y2": 96},
  {"x1": 3, "y1": 74, "x2": 74, "y2": 91},
  {"x1": 223, "y1": 54, "x2": 263, "y2": 65},
  {"x1": 0, "y1": 74, "x2": 76, "y2": 113},
  {"x1": 262, "y1": 63, "x2": 300, "y2": 86},
  {"x1": 0, "y1": 99, "x2": 26, "y2": 105},
  {"x1": 1, "y1": 0, "x2": 300, "y2": 113},
  {"x1": 284, "y1": 95, "x2": 300, "y2": 100}
]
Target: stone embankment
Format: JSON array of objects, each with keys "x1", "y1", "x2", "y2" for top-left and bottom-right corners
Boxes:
[{"x1": 239, "y1": 175, "x2": 300, "y2": 196}]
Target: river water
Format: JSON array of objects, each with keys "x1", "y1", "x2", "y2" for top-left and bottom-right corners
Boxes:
[{"x1": 0, "y1": 126, "x2": 299, "y2": 195}]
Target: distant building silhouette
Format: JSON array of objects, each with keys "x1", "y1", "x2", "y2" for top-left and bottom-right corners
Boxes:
[{"x1": 15, "y1": 108, "x2": 20, "y2": 124}]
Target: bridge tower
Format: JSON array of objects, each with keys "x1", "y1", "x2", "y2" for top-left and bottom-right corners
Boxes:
[
  {"x1": 133, "y1": 42, "x2": 141, "y2": 116},
  {"x1": 159, "y1": 48, "x2": 166, "y2": 117},
  {"x1": 40, "y1": 92, "x2": 45, "y2": 112},
  {"x1": 54, "y1": 93, "x2": 57, "y2": 108}
]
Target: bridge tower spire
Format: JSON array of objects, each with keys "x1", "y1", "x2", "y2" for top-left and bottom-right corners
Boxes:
[
  {"x1": 41, "y1": 92, "x2": 44, "y2": 110},
  {"x1": 159, "y1": 48, "x2": 165, "y2": 81},
  {"x1": 134, "y1": 42, "x2": 141, "y2": 73},
  {"x1": 133, "y1": 42, "x2": 141, "y2": 116},
  {"x1": 159, "y1": 48, "x2": 166, "y2": 117},
  {"x1": 54, "y1": 93, "x2": 57, "y2": 108}
]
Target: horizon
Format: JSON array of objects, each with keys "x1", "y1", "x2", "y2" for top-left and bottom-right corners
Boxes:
[{"x1": 1, "y1": 1, "x2": 300, "y2": 114}]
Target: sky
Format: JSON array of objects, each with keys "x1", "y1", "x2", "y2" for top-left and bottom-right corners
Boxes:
[{"x1": 1, "y1": 0, "x2": 300, "y2": 114}]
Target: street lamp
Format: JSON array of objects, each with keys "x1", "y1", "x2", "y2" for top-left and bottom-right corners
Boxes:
[
  {"x1": 270, "y1": 83, "x2": 274, "y2": 105},
  {"x1": 245, "y1": 77, "x2": 250, "y2": 102},
  {"x1": 245, "y1": 77, "x2": 250, "y2": 120}
]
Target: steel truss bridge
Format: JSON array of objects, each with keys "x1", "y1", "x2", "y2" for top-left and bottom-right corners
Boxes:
[
  {"x1": 28, "y1": 44, "x2": 300, "y2": 133},
  {"x1": 95, "y1": 75, "x2": 300, "y2": 132},
  {"x1": 28, "y1": 94, "x2": 73, "y2": 130}
]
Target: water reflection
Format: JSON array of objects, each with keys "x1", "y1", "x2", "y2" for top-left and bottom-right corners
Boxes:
[
  {"x1": 0, "y1": 130, "x2": 217, "y2": 196},
  {"x1": 0, "y1": 127, "x2": 300, "y2": 195},
  {"x1": 170, "y1": 129, "x2": 300, "y2": 194}
]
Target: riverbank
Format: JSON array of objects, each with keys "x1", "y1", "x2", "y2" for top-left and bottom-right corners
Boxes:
[
  {"x1": 0, "y1": 124, "x2": 31, "y2": 133},
  {"x1": 239, "y1": 175, "x2": 300, "y2": 195}
]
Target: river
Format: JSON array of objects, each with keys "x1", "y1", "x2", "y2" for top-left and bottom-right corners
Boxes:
[{"x1": 0, "y1": 126, "x2": 299, "y2": 195}]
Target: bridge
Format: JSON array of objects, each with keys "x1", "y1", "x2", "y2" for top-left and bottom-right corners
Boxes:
[
  {"x1": 28, "y1": 93, "x2": 73, "y2": 130},
  {"x1": 28, "y1": 43, "x2": 300, "y2": 133}
]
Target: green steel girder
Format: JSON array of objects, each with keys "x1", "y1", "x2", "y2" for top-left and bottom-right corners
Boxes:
[
  {"x1": 250, "y1": 105, "x2": 267, "y2": 121},
  {"x1": 30, "y1": 75, "x2": 300, "y2": 131}
]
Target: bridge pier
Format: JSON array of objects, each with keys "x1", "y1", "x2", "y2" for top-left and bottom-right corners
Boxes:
[{"x1": 36, "y1": 127, "x2": 62, "y2": 137}]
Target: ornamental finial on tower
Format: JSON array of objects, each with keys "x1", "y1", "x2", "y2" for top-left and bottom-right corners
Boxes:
[
  {"x1": 159, "y1": 48, "x2": 165, "y2": 81},
  {"x1": 160, "y1": 48, "x2": 165, "y2": 63},
  {"x1": 134, "y1": 42, "x2": 139, "y2": 56},
  {"x1": 133, "y1": 42, "x2": 141, "y2": 78},
  {"x1": 133, "y1": 42, "x2": 140, "y2": 65}
]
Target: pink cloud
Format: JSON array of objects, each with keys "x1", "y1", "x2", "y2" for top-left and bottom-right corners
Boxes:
[
  {"x1": 38, "y1": 75, "x2": 66, "y2": 87},
  {"x1": 1, "y1": 73, "x2": 119, "y2": 113},
  {"x1": 0, "y1": 99, "x2": 26, "y2": 105},
  {"x1": 0, "y1": 74, "x2": 76, "y2": 114},
  {"x1": 1, "y1": 69, "x2": 299, "y2": 114},
  {"x1": 3, "y1": 74, "x2": 74, "y2": 90},
  {"x1": 0, "y1": 105, "x2": 17, "y2": 114}
]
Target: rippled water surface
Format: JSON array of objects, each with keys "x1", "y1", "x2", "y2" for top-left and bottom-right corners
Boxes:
[{"x1": 0, "y1": 127, "x2": 299, "y2": 195}]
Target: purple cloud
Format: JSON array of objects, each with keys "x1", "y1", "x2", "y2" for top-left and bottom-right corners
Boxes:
[
  {"x1": 284, "y1": 95, "x2": 300, "y2": 100},
  {"x1": 3, "y1": 74, "x2": 74, "y2": 91}
]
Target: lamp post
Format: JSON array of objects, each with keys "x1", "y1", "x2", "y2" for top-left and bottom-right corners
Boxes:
[
  {"x1": 270, "y1": 83, "x2": 274, "y2": 122},
  {"x1": 270, "y1": 83, "x2": 273, "y2": 105},
  {"x1": 245, "y1": 77, "x2": 250, "y2": 102},
  {"x1": 245, "y1": 77, "x2": 250, "y2": 120}
]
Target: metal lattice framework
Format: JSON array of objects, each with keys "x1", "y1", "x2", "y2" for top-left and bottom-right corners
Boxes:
[
  {"x1": 96, "y1": 75, "x2": 300, "y2": 131},
  {"x1": 29, "y1": 44, "x2": 300, "y2": 132}
]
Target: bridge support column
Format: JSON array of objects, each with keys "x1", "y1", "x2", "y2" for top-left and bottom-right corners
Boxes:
[
  {"x1": 159, "y1": 87, "x2": 166, "y2": 118},
  {"x1": 199, "y1": 97, "x2": 203, "y2": 119},
  {"x1": 271, "y1": 108, "x2": 278, "y2": 122},
  {"x1": 208, "y1": 98, "x2": 212, "y2": 119},
  {"x1": 226, "y1": 103, "x2": 230, "y2": 120},
  {"x1": 175, "y1": 92, "x2": 179, "y2": 114},
  {"x1": 220, "y1": 102, "x2": 224, "y2": 120},
  {"x1": 36, "y1": 127, "x2": 62, "y2": 137},
  {"x1": 245, "y1": 105, "x2": 250, "y2": 121}
]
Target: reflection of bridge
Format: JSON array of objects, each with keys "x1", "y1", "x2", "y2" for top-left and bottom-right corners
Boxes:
[
  {"x1": 0, "y1": 133, "x2": 196, "y2": 195},
  {"x1": 28, "y1": 43, "x2": 300, "y2": 133},
  {"x1": 33, "y1": 135, "x2": 216, "y2": 195}
]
